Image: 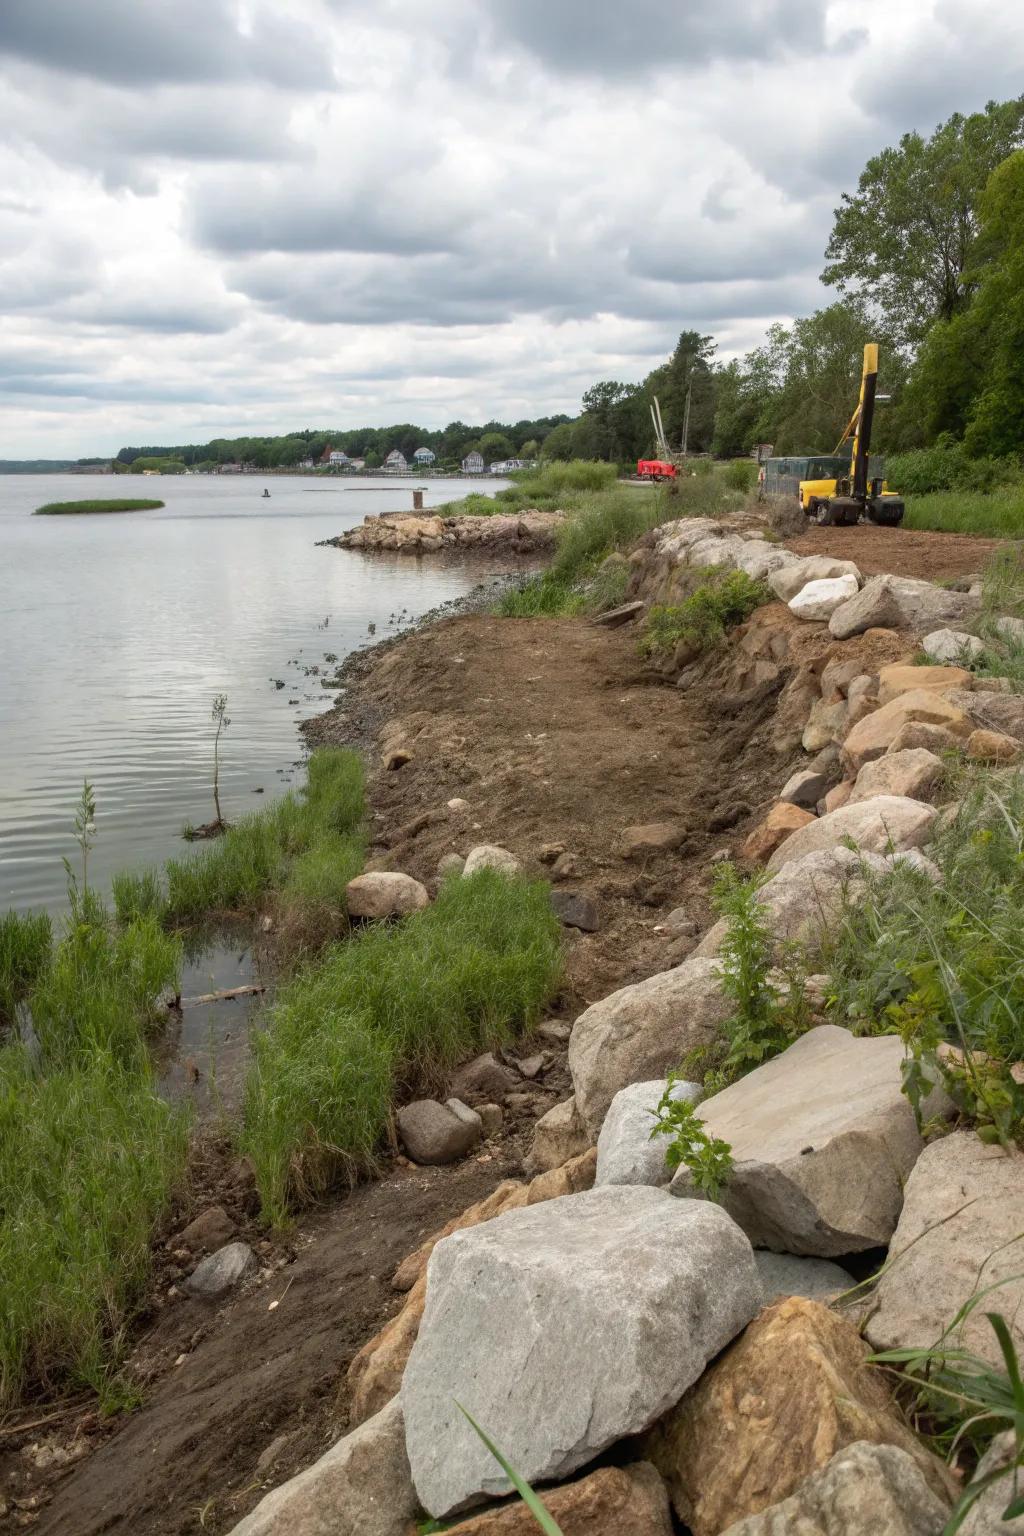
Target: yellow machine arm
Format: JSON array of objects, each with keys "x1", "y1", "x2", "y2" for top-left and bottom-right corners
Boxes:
[{"x1": 832, "y1": 343, "x2": 878, "y2": 456}]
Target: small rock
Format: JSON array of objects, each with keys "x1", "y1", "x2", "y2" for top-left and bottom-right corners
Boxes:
[
  {"x1": 178, "y1": 1205, "x2": 235, "y2": 1254},
  {"x1": 450, "y1": 1052, "x2": 519, "y2": 1105},
  {"x1": 255, "y1": 1432, "x2": 293, "y2": 1474},
  {"x1": 742, "y1": 803, "x2": 816, "y2": 863},
  {"x1": 436, "y1": 852, "x2": 466, "y2": 880},
  {"x1": 966, "y1": 727, "x2": 1021, "y2": 762},
  {"x1": 849, "y1": 748, "x2": 943, "y2": 805},
  {"x1": 592, "y1": 600, "x2": 646, "y2": 628},
  {"x1": 515, "y1": 1053, "x2": 546, "y2": 1080},
  {"x1": 778, "y1": 769, "x2": 830, "y2": 809},
  {"x1": 716, "y1": 1441, "x2": 951, "y2": 1536},
  {"x1": 447, "y1": 797, "x2": 469, "y2": 811},
  {"x1": 596, "y1": 1078, "x2": 702, "y2": 1188},
  {"x1": 463, "y1": 845, "x2": 521, "y2": 877},
  {"x1": 770, "y1": 557, "x2": 862, "y2": 604},
  {"x1": 550, "y1": 889, "x2": 600, "y2": 931},
  {"x1": 788, "y1": 573, "x2": 860, "y2": 622},
  {"x1": 829, "y1": 572, "x2": 979, "y2": 640},
  {"x1": 345, "y1": 872, "x2": 430, "y2": 920},
  {"x1": 538, "y1": 842, "x2": 566, "y2": 864},
  {"x1": 619, "y1": 823, "x2": 685, "y2": 856},
  {"x1": 536, "y1": 1021, "x2": 572, "y2": 1045},
  {"x1": 844, "y1": 691, "x2": 972, "y2": 770},
  {"x1": 185, "y1": 1242, "x2": 257, "y2": 1299},
  {"x1": 477, "y1": 1103, "x2": 503, "y2": 1138},
  {"x1": 663, "y1": 908, "x2": 698, "y2": 937},
  {"x1": 397, "y1": 1099, "x2": 483, "y2": 1165},
  {"x1": 526, "y1": 1097, "x2": 590, "y2": 1175},
  {"x1": 821, "y1": 780, "x2": 853, "y2": 814},
  {"x1": 550, "y1": 851, "x2": 584, "y2": 880},
  {"x1": 995, "y1": 614, "x2": 1024, "y2": 645},
  {"x1": 922, "y1": 628, "x2": 985, "y2": 664}
]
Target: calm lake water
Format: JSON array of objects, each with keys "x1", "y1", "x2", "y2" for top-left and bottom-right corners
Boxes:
[{"x1": 1, "y1": 473, "x2": 502, "y2": 915}]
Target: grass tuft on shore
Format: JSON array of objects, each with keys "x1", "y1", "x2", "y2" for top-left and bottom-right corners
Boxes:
[
  {"x1": 33, "y1": 499, "x2": 165, "y2": 516},
  {"x1": 0, "y1": 1042, "x2": 189, "y2": 1412},
  {"x1": 639, "y1": 569, "x2": 772, "y2": 659},
  {"x1": 904, "y1": 484, "x2": 1024, "y2": 537},
  {"x1": 0, "y1": 908, "x2": 52, "y2": 1025},
  {"x1": 241, "y1": 868, "x2": 563, "y2": 1225}
]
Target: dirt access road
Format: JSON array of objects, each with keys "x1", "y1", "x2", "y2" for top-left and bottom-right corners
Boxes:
[{"x1": 14, "y1": 519, "x2": 999, "y2": 1535}]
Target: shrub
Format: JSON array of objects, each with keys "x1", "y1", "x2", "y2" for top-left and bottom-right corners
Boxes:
[
  {"x1": 639, "y1": 569, "x2": 771, "y2": 658},
  {"x1": 0, "y1": 909, "x2": 52, "y2": 1025},
  {"x1": 0, "y1": 1043, "x2": 189, "y2": 1410},
  {"x1": 723, "y1": 459, "x2": 758, "y2": 492},
  {"x1": 241, "y1": 869, "x2": 562, "y2": 1221},
  {"x1": 886, "y1": 440, "x2": 1021, "y2": 496}
]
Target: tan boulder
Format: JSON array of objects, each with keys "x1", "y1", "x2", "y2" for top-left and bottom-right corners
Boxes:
[
  {"x1": 822, "y1": 780, "x2": 853, "y2": 814},
  {"x1": 967, "y1": 727, "x2": 1022, "y2": 763},
  {"x1": 843, "y1": 690, "x2": 972, "y2": 770},
  {"x1": 876, "y1": 663, "x2": 972, "y2": 706},
  {"x1": 886, "y1": 719, "x2": 962, "y2": 756},
  {"x1": 849, "y1": 749, "x2": 944, "y2": 805},
  {"x1": 447, "y1": 1463, "x2": 672, "y2": 1536},
  {"x1": 742, "y1": 803, "x2": 816, "y2": 863},
  {"x1": 345, "y1": 872, "x2": 429, "y2": 920},
  {"x1": 348, "y1": 1151, "x2": 597, "y2": 1423},
  {"x1": 618, "y1": 823, "x2": 686, "y2": 856},
  {"x1": 764, "y1": 796, "x2": 937, "y2": 876},
  {"x1": 646, "y1": 1297, "x2": 954, "y2": 1536},
  {"x1": 801, "y1": 698, "x2": 849, "y2": 752},
  {"x1": 525, "y1": 1097, "x2": 590, "y2": 1174}
]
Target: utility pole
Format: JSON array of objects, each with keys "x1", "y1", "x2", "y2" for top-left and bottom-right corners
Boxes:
[{"x1": 681, "y1": 377, "x2": 692, "y2": 458}]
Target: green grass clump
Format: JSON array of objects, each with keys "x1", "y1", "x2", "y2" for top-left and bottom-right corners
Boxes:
[
  {"x1": 111, "y1": 868, "x2": 164, "y2": 926},
  {"x1": 886, "y1": 441, "x2": 1021, "y2": 496},
  {"x1": 639, "y1": 569, "x2": 771, "y2": 659},
  {"x1": 497, "y1": 576, "x2": 585, "y2": 618},
  {"x1": 0, "y1": 1043, "x2": 189, "y2": 1411},
  {"x1": 0, "y1": 909, "x2": 52, "y2": 1024},
  {"x1": 723, "y1": 459, "x2": 759, "y2": 492},
  {"x1": 30, "y1": 897, "x2": 181, "y2": 1069},
  {"x1": 241, "y1": 869, "x2": 562, "y2": 1223},
  {"x1": 163, "y1": 747, "x2": 365, "y2": 928},
  {"x1": 904, "y1": 485, "x2": 1024, "y2": 537},
  {"x1": 33, "y1": 499, "x2": 164, "y2": 516},
  {"x1": 442, "y1": 460, "x2": 619, "y2": 516}
]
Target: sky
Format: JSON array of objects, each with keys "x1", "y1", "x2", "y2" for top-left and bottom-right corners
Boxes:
[{"x1": 1, "y1": 0, "x2": 1021, "y2": 458}]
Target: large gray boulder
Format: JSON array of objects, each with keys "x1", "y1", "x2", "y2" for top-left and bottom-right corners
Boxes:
[
  {"x1": 345, "y1": 872, "x2": 429, "y2": 920},
  {"x1": 789, "y1": 574, "x2": 860, "y2": 622},
  {"x1": 764, "y1": 796, "x2": 937, "y2": 875},
  {"x1": 185, "y1": 1241, "x2": 257, "y2": 1298},
  {"x1": 568, "y1": 957, "x2": 730, "y2": 1138},
  {"x1": 670, "y1": 1026, "x2": 936, "y2": 1256},
  {"x1": 719, "y1": 1441, "x2": 950, "y2": 1536},
  {"x1": 397, "y1": 1099, "x2": 483, "y2": 1165},
  {"x1": 753, "y1": 1251, "x2": 855, "y2": 1307},
  {"x1": 865, "y1": 1131, "x2": 1024, "y2": 1366},
  {"x1": 770, "y1": 556, "x2": 861, "y2": 604},
  {"x1": 692, "y1": 847, "x2": 888, "y2": 961},
  {"x1": 595, "y1": 1078, "x2": 702, "y2": 1188},
  {"x1": 401, "y1": 1186, "x2": 761, "y2": 1518},
  {"x1": 829, "y1": 573, "x2": 979, "y2": 640},
  {"x1": 227, "y1": 1397, "x2": 416, "y2": 1536}
]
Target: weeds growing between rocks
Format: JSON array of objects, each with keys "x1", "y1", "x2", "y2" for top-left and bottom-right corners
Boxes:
[
  {"x1": 638, "y1": 570, "x2": 772, "y2": 661},
  {"x1": 241, "y1": 869, "x2": 563, "y2": 1225}
]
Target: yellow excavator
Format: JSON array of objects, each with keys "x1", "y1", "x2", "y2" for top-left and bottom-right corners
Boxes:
[{"x1": 762, "y1": 344, "x2": 905, "y2": 527}]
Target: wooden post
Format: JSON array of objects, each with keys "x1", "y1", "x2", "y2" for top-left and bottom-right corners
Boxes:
[{"x1": 412, "y1": 489, "x2": 424, "y2": 510}]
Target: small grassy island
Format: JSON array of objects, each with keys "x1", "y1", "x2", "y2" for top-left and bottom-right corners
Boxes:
[{"x1": 34, "y1": 497, "x2": 165, "y2": 516}]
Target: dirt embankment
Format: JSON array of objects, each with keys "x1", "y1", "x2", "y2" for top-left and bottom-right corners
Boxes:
[{"x1": 12, "y1": 517, "x2": 998, "y2": 1536}]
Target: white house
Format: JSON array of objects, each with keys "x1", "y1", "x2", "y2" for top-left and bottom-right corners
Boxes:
[
  {"x1": 462, "y1": 450, "x2": 485, "y2": 474},
  {"x1": 328, "y1": 449, "x2": 349, "y2": 466},
  {"x1": 384, "y1": 449, "x2": 408, "y2": 472},
  {"x1": 412, "y1": 446, "x2": 436, "y2": 465}
]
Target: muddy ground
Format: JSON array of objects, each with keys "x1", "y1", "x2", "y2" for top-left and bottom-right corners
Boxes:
[{"x1": 4, "y1": 518, "x2": 1004, "y2": 1536}]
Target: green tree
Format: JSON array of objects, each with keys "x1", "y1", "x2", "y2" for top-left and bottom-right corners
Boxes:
[
  {"x1": 540, "y1": 422, "x2": 575, "y2": 461},
  {"x1": 477, "y1": 431, "x2": 515, "y2": 463},
  {"x1": 823, "y1": 97, "x2": 1024, "y2": 344}
]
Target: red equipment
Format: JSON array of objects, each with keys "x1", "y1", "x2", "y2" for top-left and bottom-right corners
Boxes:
[{"x1": 637, "y1": 459, "x2": 677, "y2": 481}]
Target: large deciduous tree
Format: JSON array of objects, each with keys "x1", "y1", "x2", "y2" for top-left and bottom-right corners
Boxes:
[{"x1": 822, "y1": 97, "x2": 1024, "y2": 344}]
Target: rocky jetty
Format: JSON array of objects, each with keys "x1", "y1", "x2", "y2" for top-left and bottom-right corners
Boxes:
[{"x1": 329, "y1": 508, "x2": 565, "y2": 554}]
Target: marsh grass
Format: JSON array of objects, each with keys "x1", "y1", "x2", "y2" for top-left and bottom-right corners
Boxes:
[
  {"x1": 0, "y1": 1042, "x2": 189, "y2": 1412},
  {"x1": 0, "y1": 909, "x2": 52, "y2": 1025},
  {"x1": 33, "y1": 499, "x2": 164, "y2": 516},
  {"x1": 241, "y1": 869, "x2": 562, "y2": 1224},
  {"x1": 904, "y1": 485, "x2": 1024, "y2": 537},
  {"x1": 111, "y1": 868, "x2": 164, "y2": 926},
  {"x1": 441, "y1": 460, "x2": 618, "y2": 516}
]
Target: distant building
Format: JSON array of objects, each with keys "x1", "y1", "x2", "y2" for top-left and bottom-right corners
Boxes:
[
  {"x1": 413, "y1": 445, "x2": 436, "y2": 465},
  {"x1": 489, "y1": 457, "x2": 534, "y2": 473},
  {"x1": 218, "y1": 462, "x2": 243, "y2": 474},
  {"x1": 298, "y1": 457, "x2": 315, "y2": 470},
  {"x1": 349, "y1": 457, "x2": 366, "y2": 470},
  {"x1": 328, "y1": 449, "x2": 349, "y2": 466},
  {"x1": 384, "y1": 449, "x2": 408, "y2": 472},
  {"x1": 462, "y1": 450, "x2": 485, "y2": 474}
]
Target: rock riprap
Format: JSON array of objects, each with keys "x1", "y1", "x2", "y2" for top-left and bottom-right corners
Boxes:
[
  {"x1": 648, "y1": 1298, "x2": 953, "y2": 1535},
  {"x1": 400, "y1": 1186, "x2": 761, "y2": 1518},
  {"x1": 764, "y1": 796, "x2": 936, "y2": 874},
  {"x1": 595, "y1": 1077, "x2": 702, "y2": 1188},
  {"x1": 226, "y1": 1398, "x2": 416, "y2": 1536},
  {"x1": 828, "y1": 573, "x2": 979, "y2": 639},
  {"x1": 670, "y1": 1026, "x2": 937, "y2": 1255},
  {"x1": 718, "y1": 1442, "x2": 950, "y2": 1536},
  {"x1": 568, "y1": 956, "x2": 730, "y2": 1137},
  {"x1": 865, "y1": 1131, "x2": 1024, "y2": 1365}
]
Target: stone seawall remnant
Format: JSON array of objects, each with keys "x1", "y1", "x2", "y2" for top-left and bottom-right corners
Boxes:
[{"x1": 328, "y1": 508, "x2": 565, "y2": 554}]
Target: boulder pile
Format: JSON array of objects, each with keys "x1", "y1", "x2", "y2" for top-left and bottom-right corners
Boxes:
[{"x1": 333, "y1": 508, "x2": 565, "y2": 554}]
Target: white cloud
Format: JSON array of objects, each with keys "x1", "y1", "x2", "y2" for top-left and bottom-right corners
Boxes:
[{"x1": 0, "y1": 0, "x2": 1020, "y2": 455}]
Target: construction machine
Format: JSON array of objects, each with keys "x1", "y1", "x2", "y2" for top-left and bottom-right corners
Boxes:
[{"x1": 762, "y1": 344, "x2": 905, "y2": 527}]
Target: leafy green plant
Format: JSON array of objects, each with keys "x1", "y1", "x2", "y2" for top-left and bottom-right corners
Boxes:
[
  {"x1": 639, "y1": 570, "x2": 771, "y2": 659},
  {"x1": 870, "y1": 1294, "x2": 1024, "y2": 1534},
  {"x1": 723, "y1": 458, "x2": 758, "y2": 491},
  {"x1": 63, "y1": 779, "x2": 97, "y2": 898},
  {"x1": 456, "y1": 1403, "x2": 565, "y2": 1534},
  {"x1": 648, "y1": 1078, "x2": 733, "y2": 1199}
]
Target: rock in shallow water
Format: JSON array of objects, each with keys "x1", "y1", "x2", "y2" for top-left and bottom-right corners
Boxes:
[{"x1": 400, "y1": 1185, "x2": 761, "y2": 1518}]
